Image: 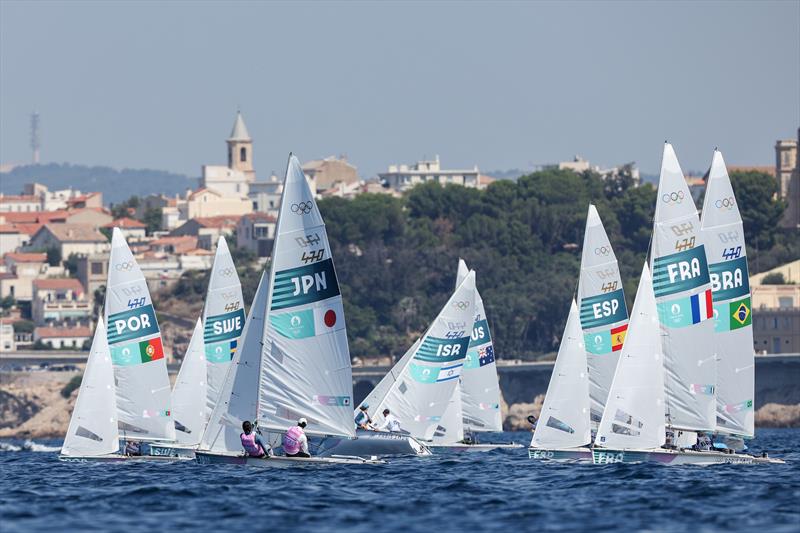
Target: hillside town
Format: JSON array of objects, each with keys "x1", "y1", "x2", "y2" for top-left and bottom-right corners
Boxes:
[{"x1": 1, "y1": 113, "x2": 798, "y2": 358}]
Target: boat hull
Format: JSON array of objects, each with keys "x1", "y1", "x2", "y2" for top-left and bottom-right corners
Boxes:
[
  {"x1": 147, "y1": 444, "x2": 196, "y2": 459},
  {"x1": 592, "y1": 448, "x2": 785, "y2": 465},
  {"x1": 528, "y1": 447, "x2": 593, "y2": 462},
  {"x1": 430, "y1": 443, "x2": 523, "y2": 453},
  {"x1": 58, "y1": 454, "x2": 190, "y2": 463},
  {"x1": 194, "y1": 450, "x2": 384, "y2": 467},
  {"x1": 317, "y1": 430, "x2": 432, "y2": 458}
]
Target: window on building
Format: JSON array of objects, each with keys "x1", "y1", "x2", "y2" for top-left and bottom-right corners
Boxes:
[
  {"x1": 778, "y1": 297, "x2": 793, "y2": 309},
  {"x1": 91, "y1": 262, "x2": 103, "y2": 275},
  {"x1": 240, "y1": 147, "x2": 247, "y2": 163},
  {"x1": 228, "y1": 147, "x2": 233, "y2": 168},
  {"x1": 773, "y1": 317, "x2": 779, "y2": 329}
]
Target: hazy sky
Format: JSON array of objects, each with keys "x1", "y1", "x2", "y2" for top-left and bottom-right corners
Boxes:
[{"x1": 1, "y1": 1, "x2": 798, "y2": 179}]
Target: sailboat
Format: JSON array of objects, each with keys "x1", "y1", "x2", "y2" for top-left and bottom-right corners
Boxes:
[
  {"x1": 195, "y1": 154, "x2": 381, "y2": 466},
  {"x1": 592, "y1": 144, "x2": 783, "y2": 465},
  {"x1": 701, "y1": 150, "x2": 754, "y2": 446},
  {"x1": 529, "y1": 205, "x2": 627, "y2": 462},
  {"x1": 427, "y1": 259, "x2": 521, "y2": 452},
  {"x1": 60, "y1": 319, "x2": 126, "y2": 461},
  {"x1": 528, "y1": 300, "x2": 593, "y2": 461},
  {"x1": 358, "y1": 271, "x2": 478, "y2": 447},
  {"x1": 150, "y1": 237, "x2": 245, "y2": 457}
]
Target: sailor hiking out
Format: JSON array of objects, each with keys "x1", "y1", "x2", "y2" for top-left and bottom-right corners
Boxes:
[
  {"x1": 283, "y1": 418, "x2": 311, "y2": 458},
  {"x1": 240, "y1": 421, "x2": 270, "y2": 458}
]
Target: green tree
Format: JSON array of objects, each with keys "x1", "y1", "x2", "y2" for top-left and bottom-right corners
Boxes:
[
  {"x1": 761, "y1": 272, "x2": 787, "y2": 285},
  {"x1": 46, "y1": 246, "x2": 61, "y2": 266},
  {"x1": 729, "y1": 171, "x2": 785, "y2": 249},
  {"x1": 143, "y1": 207, "x2": 162, "y2": 234}
]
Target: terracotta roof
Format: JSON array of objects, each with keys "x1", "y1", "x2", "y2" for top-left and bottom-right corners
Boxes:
[
  {"x1": 34, "y1": 326, "x2": 91, "y2": 338},
  {"x1": 188, "y1": 188, "x2": 222, "y2": 200},
  {"x1": 3, "y1": 252, "x2": 46, "y2": 263},
  {"x1": 0, "y1": 211, "x2": 69, "y2": 224},
  {"x1": 33, "y1": 278, "x2": 84, "y2": 294},
  {"x1": 150, "y1": 235, "x2": 198, "y2": 254},
  {"x1": 191, "y1": 215, "x2": 240, "y2": 228},
  {"x1": 104, "y1": 217, "x2": 146, "y2": 229},
  {"x1": 0, "y1": 273, "x2": 16, "y2": 281},
  {"x1": 184, "y1": 248, "x2": 214, "y2": 256},
  {"x1": 37, "y1": 223, "x2": 108, "y2": 243},
  {"x1": 479, "y1": 174, "x2": 496, "y2": 185},
  {"x1": 239, "y1": 212, "x2": 276, "y2": 223}
]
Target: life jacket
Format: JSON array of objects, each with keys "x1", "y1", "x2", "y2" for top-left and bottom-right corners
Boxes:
[
  {"x1": 283, "y1": 425, "x2": 304, "y2": 455},
  {"x1": 240, "y1": 432, "x2": 264, "y2": 457}
]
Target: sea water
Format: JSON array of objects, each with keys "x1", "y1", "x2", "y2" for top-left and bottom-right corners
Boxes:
[{"x1": 1, "y1": 430, "x2": 798, "y2": 532}]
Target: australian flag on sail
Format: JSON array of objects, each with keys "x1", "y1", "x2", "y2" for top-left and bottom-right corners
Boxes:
[{"x1": 478, "y1": 345, "x2": 495, "y2": 367}]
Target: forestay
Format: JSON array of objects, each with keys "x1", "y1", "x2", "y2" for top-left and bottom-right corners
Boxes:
[
  {"x1": 700, "y1": 150, "x2": 754, "y2": 438},
  {"x1": 61, "y1": 318, "x2": 119, "y2": 457},
  {"x1": 456, "y1": 259, "x2": 503, "y2": 432},
  {"x1": 170, "y1": 319, "x2": 207, "y2": 446},
  {"x1": 578, "y1": 205, "x2": 629, "y2": 426},
  {"x1": 105, "y1": 228, "x2": 175, "y2": 441},
  {"x1": 530, "y1": 300, "x2": 591, "y2": 449},
  {"x1": 200, "y1": 271, "x2": 269, "y2": 453},
  {"x1": 373, "y1": 272, "x2": 477, "y2": 441},
  {"x1": 596, "y1": 264, "x2": 666, "y2": 450},
  {"x1": 650, "y1": 143, "x2": 716, "y2": 432},
  {"x1": 203, "y1": 237, "x2": 246, "y2": 421},
  {"x1": 258, "y1": 155, "x2": 354, "y2": 439}
]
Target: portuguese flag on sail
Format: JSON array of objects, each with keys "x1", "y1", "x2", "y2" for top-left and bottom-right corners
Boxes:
[
  {"x1": 140, "y1": 337, "x2": 164, "y2": 362},
  {"x1": 110, "y1": 336, "x2": 165, "y2": 366}
]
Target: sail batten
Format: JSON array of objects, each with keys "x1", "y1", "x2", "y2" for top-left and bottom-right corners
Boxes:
[
  {"x1": 650, "y1": 144, "x2": 716, "y2": 432},
  {"x1": 700, "y1": 150, "x2": 754, "y2": 438}
]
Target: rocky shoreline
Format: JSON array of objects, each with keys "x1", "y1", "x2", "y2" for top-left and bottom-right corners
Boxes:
[{"x1": 1, "y1": 371, "x2": 798, "y2": 439}]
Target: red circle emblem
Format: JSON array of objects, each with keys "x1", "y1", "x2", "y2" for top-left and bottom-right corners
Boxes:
[{"x1": 324, "y1": 310, "x2": 336, "y2": 327}]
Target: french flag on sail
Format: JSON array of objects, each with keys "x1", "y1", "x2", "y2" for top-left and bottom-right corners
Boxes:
[{"x1": 690, "y1": 289, "x2": 713, "y2": 324}]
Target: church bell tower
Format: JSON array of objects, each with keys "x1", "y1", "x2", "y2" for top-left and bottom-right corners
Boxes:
[{"x1": 227, "y1": 111, "x2": 255, "y2": 182}]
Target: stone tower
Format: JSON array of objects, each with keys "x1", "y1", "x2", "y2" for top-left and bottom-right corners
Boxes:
[{"x1": 227, "y1": 111, "x2": 255, "y2": 182}]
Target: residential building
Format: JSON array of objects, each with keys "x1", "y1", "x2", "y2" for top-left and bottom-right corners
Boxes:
[
  {"x1": 64, "y1": 208, "x2": 113, "y2": 227},
  {"x1": 33, "y1": 325, "x2": 91, "y2": 350},
  {"x1": 25, "y1": 224, "x2": 110, "y2": 258},
  {"x1": 379, "y1": 156, "x2": 481, "y2": 192},
  {"x1": 0, "y1": 252, "x2": 48, "y2": 302},
  {"x1": 0, "y1": 320, "x2": 15, "y2": 352},
  {"x1": 249, "y1": 173, "x2": 284, "y2": 216},
  {"x1": 0, "y1": 194, "x2": 40, "y2": 213},
  {"x1": 751, "y1": 260, "x2": 800, "y2": 354},
  {"x1": 237, "y1": 212, "x2": 276, "y2": 257},
  {"x1": 184, "y1": 188, "x2": 252, "y2": 220},
  {"x1": 170, "y1": 215, "x2": 239, "y2": 249},
  {"x1": 303, "y1": 156, "x2": 359, "y2": 191},
  {"x1": 76, "y1": 253, "x2": 109, "y2": 297},
  {"x1": 0, "y1": 224, "x2": 31, "y2": 251},
  {"x1": 21, "y1": 183, "x2": 101, "y2": 211},
  {"x1": 104, "y1": 217, "x2": 147, "y2": 240},
  {"x1": 544, "y1": 156, "x2": 641, "y2": 184},
  {"x1": 31, "y1": 278, "x2": 90, "y2": 325},
  {"x1": 776, "y1": 130, "x2": 800, "y2": 228},
  {"x1": 149, "y1": 236, "x2": 199, "y2": 255}
]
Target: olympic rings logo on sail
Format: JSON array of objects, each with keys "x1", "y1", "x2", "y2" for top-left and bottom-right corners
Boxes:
[
  {"x1": 291, "y1": 202, "x2": 313, "y2": 215},
  {"x1": 715, "y1": 197, "x2": 735, "y2": 210},
  {"x1": 114, "y1": 261, "x2": 134, "y2": 271},
  {"x1": 661, "y1": 191, "x2": 685, "y2": 204},
  {"x1": 451, "y1": 301, "x2": 470, "y2": 310},
  {"x1": 220, "y1": 267, "x2": 235, "y2": 277},
  {"x1": 594, "y1": 246, "x2": 611, "y2": 256}
]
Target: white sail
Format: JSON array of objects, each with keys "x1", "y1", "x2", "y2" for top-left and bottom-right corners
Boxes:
[
  {"x1": 170, "y1": 319, "x2": 207, "y2": 446},
  {"x1": 203, "y1": 237, "x2": 246, "y2": 418},
  {"x1": 373, "y1": 271, "x2": 477, "y2": 441},
  {"x1": 456, "y1": 259, "x2": 503, "y2": 432},
  {"x1": 650, "y1": 143, "x2": 716, "y2": 432},
  {"x1": 578, "y1": 205, "x2": 629, "y2": 426},
  {"x1": 356, "y1": 338, "x2": 421, "y2": 418},
  {"x1": 432, "y1": 381, "x2": 465, "y2": 444},
  {"x1": 596, "y1": 264, "x2": 666, "y2": 450},
  {"x1": 257, "y1": 155, "x2": 355, "y2": 438},
  {"x1": 700, "y1": 150, "x2": 754, "y2": 438},
  {"x1": 530, "y1": 300, "x2": 592, "y2": 449},
  {"x1": 200, "y1": 271, "x2": 269, "y2": 452},
  {"x1": 105, "y1": 228, "x2": 175, "y2": 441},
  {"x1": 61, "y1": 318, "x2": 119, "y2": 457}
]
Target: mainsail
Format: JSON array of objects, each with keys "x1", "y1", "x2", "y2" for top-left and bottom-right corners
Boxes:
[
  {"x1": 530, "y1": 300, "x2": 591, "y2": 449},
  {"x1": 61, "y1": 318, "x2": 119, "y2": 457},
  {"x1": 170, "y1": 319, "x2": 207, "y2": 446},
  {"x1": 700, "y1": 150, "x2": 754, "y2": 438},
  {"x1": 372, "y1": 271, "x2": 477, "y2": 441},
  {"x1": 257, "y1": 155, "x2": 355, "y2": 438},
  {"x1": 203, "y1": 237, "x2": 245, "y2": 417},
  {"x1": 431, "y1": 381, "x2": 465, "y2": 444},
  {"x1": 596, "y1": 264, "x2": 666, "y2": 450},
  {"x1": 456, "y1": 259, "x2": 503, "y2": 432},
  {"x1": 105, "y1": 228, "x2": 175, "y2": 441},
  {"x1": 650, "y1": 143, "x2": 716, "y2": 432},
  {"x1": 578, "y1": 205, "x2": 629, "y2": 426},
  {"x1": 200, "y1": 271, "x2": 269, "y2": 453}
]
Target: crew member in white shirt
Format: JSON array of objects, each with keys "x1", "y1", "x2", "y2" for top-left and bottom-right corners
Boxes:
[{"x1": 376, "y1": 408, "x2": 401, "y2": 433}]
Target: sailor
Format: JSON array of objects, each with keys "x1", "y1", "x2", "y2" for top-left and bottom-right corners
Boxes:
[
  {"x1": 527, "y1": 415, "x2": 538, "y2": 432},
  {"x1": 283, "y1": 418, "x2": 310, "y2": 458},
  {"x1": 355, "y1": 403, "x2": 373, "y2": 430},
  {"x1": 124, "y1": 440, "x2": 142, "y2": 456},
  {"x1": 376, "y1": 408, "x2": 401, "y2": 432},
  {"x1": 694, "y1": 432, "x2": 712, "y2": 451},
  {"x1": 240, "y1": 421, "x2": 269, "y2": 458}
]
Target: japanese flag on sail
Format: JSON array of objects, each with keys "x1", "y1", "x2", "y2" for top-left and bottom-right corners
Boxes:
[{"x1": 314, "y1": 300, "x2": 346, "y2": 334}]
